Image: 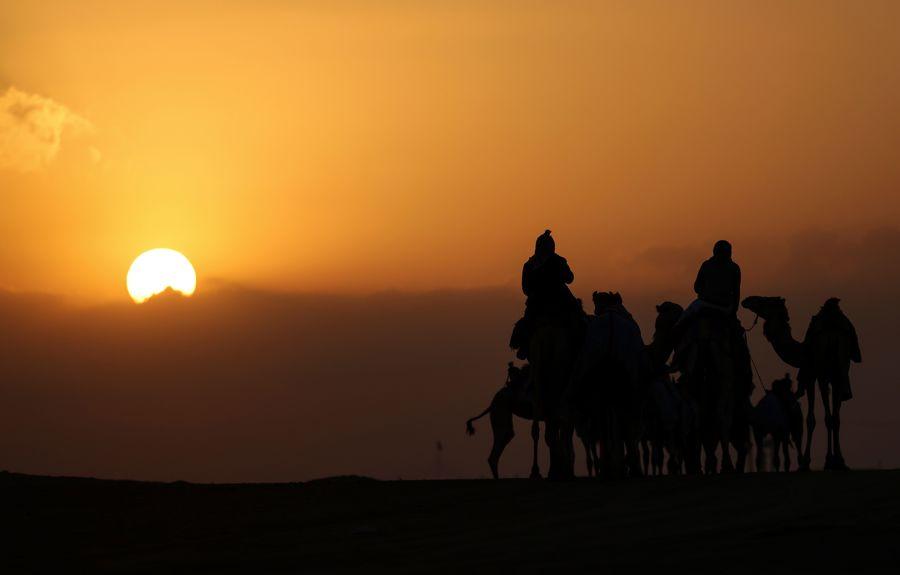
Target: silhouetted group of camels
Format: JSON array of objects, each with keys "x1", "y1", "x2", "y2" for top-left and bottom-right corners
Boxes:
[{"x1": 467, "y1": 276, "x2": 861, "y2": 481}]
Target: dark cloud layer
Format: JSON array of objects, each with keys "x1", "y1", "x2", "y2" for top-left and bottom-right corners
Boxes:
[{"x1": 1, "y1": 229, "x2": 898, "y2": 481}]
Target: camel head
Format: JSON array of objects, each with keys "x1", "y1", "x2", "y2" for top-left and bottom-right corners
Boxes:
[
  {"x1": 741, "y1": 296, "x2": 789, "y2": 322},
  {"x1": 592, "y1": 291, "x2": 622, "y2": 315},
  {"x1": 653, "y1": 301, "x2": 684, "y2": 339}
]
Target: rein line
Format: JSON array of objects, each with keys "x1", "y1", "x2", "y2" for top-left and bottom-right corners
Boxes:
[{"x1": 742, "y1": 313, "x2": 765, "y2": 386}]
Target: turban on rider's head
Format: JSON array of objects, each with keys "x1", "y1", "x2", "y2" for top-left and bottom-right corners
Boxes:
[
  {"x1": 713, "y1": 239, "x2": 732, "y2": 259},
  {"x1": 535, "y1": 229, "x2": 555, "y2": 255}
]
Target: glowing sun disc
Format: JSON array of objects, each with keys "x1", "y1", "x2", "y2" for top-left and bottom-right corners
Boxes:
[{"x1": 127, "y1": 248, "x2": 197, "y2": 303}]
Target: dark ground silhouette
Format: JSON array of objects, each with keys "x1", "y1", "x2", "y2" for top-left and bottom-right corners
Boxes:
[{"x1": 4, "y1": 470, "x2": 899, "y2": 573}]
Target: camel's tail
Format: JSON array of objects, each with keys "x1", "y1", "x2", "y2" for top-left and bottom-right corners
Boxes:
[{"x1": 466, "y1": 405, "x2": 492, "y2": 436}]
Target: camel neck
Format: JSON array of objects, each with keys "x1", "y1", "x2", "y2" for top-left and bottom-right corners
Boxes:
[{"x1": 762, "y1": 317, "x2": 805, "y2": 369}]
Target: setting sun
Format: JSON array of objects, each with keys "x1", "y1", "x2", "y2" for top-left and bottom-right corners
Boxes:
[{"x1": 126, "y1": 249, "x2": 197, "y2": 303}]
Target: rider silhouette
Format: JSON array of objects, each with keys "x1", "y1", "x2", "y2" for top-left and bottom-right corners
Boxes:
[
  {"x1": 678, "y1": 240, "x2": 753, "y2": 394},
  {"x1": 694, "y1": 240, "x2": 741, "y2": 314},
  {"x1": 509, "y1": 230, "x2": 580, "y2": 359},
  {"x1": 676, "y1": 240, "x2": 742, "y2": 323}
]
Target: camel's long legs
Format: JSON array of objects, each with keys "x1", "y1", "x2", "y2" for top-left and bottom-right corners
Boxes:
[
  {"x1": 581, "y1": 434, "x2": 594, "y2": 477},
  {"x1": 488, "y1": 404, "x2": 515, "y2": 480},
  {"x1": 772, "y1": 438, "x2": 782, "y2": 472},
  {"x1": 545, "y1": 417, "x2": 574, "y2": 480},
  {"x1": 530, "y1": 420, "x2": 541, "y2": 479},
  {"x1": 700, "y1": 401, "x2": 718, "y2": 475},
  {"x1": 801, "y1": 380, "x2": 816, "y2": 470},
  {"x1": 561, "y1": 422, "x2": 576, "y2": 479},
  {"x1": 782, "y1": 436, "x2": 792, "y2": 472},
  {"x1": 831, "y1": 371, "x2": 848, "y2": 466},
  {"x1": 544, "y1": 418, "x2": 561, "y2": 480},
  {"x1": 487, "y1": 430, "x2": 513, "y2": 480},
  {"x1": 652, "y1": 440, "x2": 664, "y2": 476},
  {"x1": 641, "y1": 438, "x2": 651, "y2": 476},
  {"x1": 718, "y1": 394, "x2": 735, "y2": 473},
  {"x1": 821, "y1": 383, "x2": 835, "y2": 467},
  {"x1": 831, "y1": 387, "x2": 846, "y2": 467},
  {"x1": 625, "y1": 431, "x2": 643, "y2": 478},
  {"x1": 754, "y1": 429, "x2": 766, "y2": 472}
]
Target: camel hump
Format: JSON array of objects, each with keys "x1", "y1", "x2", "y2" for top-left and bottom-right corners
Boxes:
[{"x1": 808, "y1": 299, "x2": 862, "y2": 363}]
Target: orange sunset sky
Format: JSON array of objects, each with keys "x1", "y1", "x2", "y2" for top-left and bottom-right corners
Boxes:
[
  {"x1": 3, "y1": 0, "x2": 899, "y2": 299},
  {"x1": 1, "y1": 1, "x2": 899, "y2": 481}
]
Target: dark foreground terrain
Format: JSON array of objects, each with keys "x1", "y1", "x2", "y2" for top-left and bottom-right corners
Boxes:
[{"x1": 3, "y1": 470, "x2": 899, "y2": 573}]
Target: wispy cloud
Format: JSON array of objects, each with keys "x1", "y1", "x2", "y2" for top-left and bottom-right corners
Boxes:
[{"x1": 0, "y1": 87, "x2": 95, "y2": 172}]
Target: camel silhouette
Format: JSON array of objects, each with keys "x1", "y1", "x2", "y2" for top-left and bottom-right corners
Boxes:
[
  {"x1": 752, "y1": 374, "x2": 803, "y2": 472},
  {"x1": 566, "y1": 292, "x2": 645, "y2": 478},
  {"x1": 641, "y1": 302, "x2": 695, "y2": 476},
  {"x1": 465, "y1": 364, "x2": 542, "y2": 479},
  {"x1": 742, "y1": 296, "x2": 861, "y2": 470}
]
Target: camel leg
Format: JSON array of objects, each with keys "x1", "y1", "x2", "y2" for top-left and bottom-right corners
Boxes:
[
  {"x1": 560, "y1": 421, "x2": 576, "y2": 479},
  {"x1": 753, "y1": 428, "x2": 766, "y2": 472},
  {"x1": 832, "y1": 395, "x2": 843, "y2": 464},
  {"x1": 799, "y1": 381, "x2": 815, "y2": 471},
  {"x1": 669, "y1": 416, "x2": 688, "y2": 475},
  {"x1": 821, "y1": 385, "x2": 835, "y2": 469},
  {"x1": 684, "y1": 414, "x2": 702, "y2": 475},
  {"x1": 606, "y1": 410, "x2": 624, "y2": 478},
  {"x1": 625, "y1": 420, "x2": 643, "y2": 479},
  {"x1": 666, "y1": 447, "x2": 681, "y2": 475},
  {"x1": 782, "y1": 437, "x2": 792, "y2": 472},
  {"x1": 772, "y1": 437, "x2": 782, "y2": 472},
  {"x1": 700, "y1": 398, "x2": 718, "y2": 474},
  {"x1": 719, "y1": 427, "x2": 735, "y2": 473},
  {"x1": 641, "y1": 438, "x2": 651, "y2": 477},
  {"x1": 530, "y1": 419, "x2": 542, "y2": 479},
  {"x1": 545, "y1": 418, "x2": 574, "y2": 481},
  {"x1": 665, "y1": 428, "x2": 682, "y2": 475},
  {"x1": 718, "y1": 393, "x2": 735, "y2": 473},
  {"x1": 652, "y1": 440, "x2": 664, "y2": 476},
  {"x1": 831, "y1": 385, "x2": 849, "y2": 470},
  {"x1": 543, "y1": 419, "x2": 556, "y2": 479},
  {"x1": 733, "y1": 430, "x2": 747, "y2": 474},
  {"x1": 732, "y1": 399, "x2": 749, "y2": 473},
  {"x1": 736, "y1": 444, "x2": 747, "y2": 473},
  {"x1": 701, "y1": 407, "x2": 718, "y2": 475},
  {"x1": 831, "y1": 372, "x2": 850, "y2": 469},
  {"x1": 488, "y1": 405, "x2": 515, "y2": 480},
  {"x1": 702, "y1": 430, "x2": 718, "y2": 475},
  {"x1": 580, "y1": 434, "x2": 594, "y2": 477}
]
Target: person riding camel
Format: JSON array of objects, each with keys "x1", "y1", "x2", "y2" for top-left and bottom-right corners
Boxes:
[
  {"x1": 677, "y1": 240, "x2": 753, "y2": 393},
  {"x1": 675, "y1": 240, "x2": 740, "y2": 326},
  {"x1": 694, "y1": 240, "x2": 741, "y2": 314},
  {"x1": 509, "y1": 230, "x2": 581, "y2": 360}
]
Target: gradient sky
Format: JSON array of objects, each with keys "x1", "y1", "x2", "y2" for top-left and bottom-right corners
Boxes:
[
  {"x1": 2, "y1": 1, "x2": 899, "y2": 481},
  {"x1": 2, "y1": 0, "x2": 899, "y2": 300}
]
